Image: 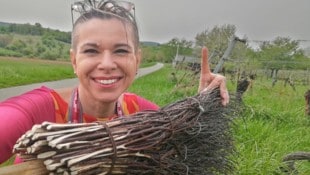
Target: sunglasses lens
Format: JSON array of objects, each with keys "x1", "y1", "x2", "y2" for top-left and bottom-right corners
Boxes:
[
  {"x1": 72, "y1": 2, "x2": 92, "y2": 12},
  {"x1": 117, "y1": 1, "x2": 134, "y2": 11}
]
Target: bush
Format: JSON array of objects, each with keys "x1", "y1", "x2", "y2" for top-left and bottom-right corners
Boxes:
[{"x1": 0, "y1": 48, "x2": 22, "y2": 57}]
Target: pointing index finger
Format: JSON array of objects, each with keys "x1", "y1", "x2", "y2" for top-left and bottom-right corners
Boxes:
[
  {"x1": 199, "y1": 47, "x2": 212, "y2": 92},
  {"x1": 200, "y1": 47, "x2": 211, "y2": 76}
]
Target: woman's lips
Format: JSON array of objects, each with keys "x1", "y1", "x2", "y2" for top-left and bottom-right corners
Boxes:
[{"x1": 94, "y1": 76, "x2": 122, "y2": 86}]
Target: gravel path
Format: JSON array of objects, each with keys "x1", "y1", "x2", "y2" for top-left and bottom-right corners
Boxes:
[{"x1": 0, "y1": 63, "x2": 164, "y2": 101}]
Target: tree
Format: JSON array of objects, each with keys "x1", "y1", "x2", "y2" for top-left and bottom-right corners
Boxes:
[
  {"x1": 194, "y1": 24, "x2": 251, "y2": 75},
  {"x1": 6, "y1": 39, "x2": 26, "y2": 52},
  {"x1": 0, "y1": 34, "x2": 13, "y2": 47},
  {"x1": 166, "y1": 37, "x2": 193, "y2": 56},
  {"x1": 258, "y1": 37, "x2": 303, "y2": 70},
  {"x1": 194, "y1": 24, "x2": 237, "y2": 64},
  {"x1": 195, "y1": 24, "x2": 236, "y2": 49},
  {"x1": 257, "y1": 37, "x2": 305, "y2": 86}
]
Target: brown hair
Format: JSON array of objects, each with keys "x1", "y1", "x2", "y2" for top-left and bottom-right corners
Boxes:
[{"x1": 71, "y1": 1, "x2": 139, "y2": 51}]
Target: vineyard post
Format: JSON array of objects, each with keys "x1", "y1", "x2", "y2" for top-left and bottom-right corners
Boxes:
[{"x1": 213, "y1": 35, "x2": 246, "y2": 73}]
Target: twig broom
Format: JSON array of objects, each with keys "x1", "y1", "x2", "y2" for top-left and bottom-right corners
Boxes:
[{"x1": 5, "y1": 88, "x2": 235, "y2": 175}]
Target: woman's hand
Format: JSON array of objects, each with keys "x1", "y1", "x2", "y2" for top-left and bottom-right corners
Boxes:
[{"x1": 198, "y1": 47, "x2": 229, "y2": 106}]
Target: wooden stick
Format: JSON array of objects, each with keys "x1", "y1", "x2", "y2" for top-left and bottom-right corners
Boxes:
[{"x1": 0, "y1": 160, "x2": 48, "y2": 175}]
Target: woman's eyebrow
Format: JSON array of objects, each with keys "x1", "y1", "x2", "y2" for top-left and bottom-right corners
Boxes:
[
  {"x1": 81, "y1": 42, "x2": 100, "y2": 48},
  {"x1": 114, "y1": 43, "x2": 132, "y2": 50}
]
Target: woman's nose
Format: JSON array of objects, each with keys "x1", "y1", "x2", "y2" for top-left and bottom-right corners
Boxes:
[{"x1": 97, "y1": 52, "x2": 117, "y2": 70}]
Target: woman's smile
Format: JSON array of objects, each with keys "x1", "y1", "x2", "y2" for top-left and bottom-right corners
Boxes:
[{"x1": 93, "y1": 76, "x2": 123, "y2": 87}]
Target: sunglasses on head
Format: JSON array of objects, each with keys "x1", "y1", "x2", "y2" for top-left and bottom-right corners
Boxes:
[{"x1": 71, "y1": 0, "x2": 135, "y2": 25}]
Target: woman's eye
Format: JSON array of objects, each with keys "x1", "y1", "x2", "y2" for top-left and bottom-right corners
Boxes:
[
  {"x1": 84, "y1": 49, "x2": 98, "y2": 54},
  {"x1": 115, "y1": 49, "x2": 129, "y2": 54}
]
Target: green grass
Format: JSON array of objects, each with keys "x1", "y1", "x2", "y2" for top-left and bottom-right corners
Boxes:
[
  {"x1": 139, "y1": 62, "x2": 157, "y2": 68},
  {"x1": 129, "y1": 65, "x2": 176, "y2": 106},
  {"x1": 129, "y1": 64, "x2": 197, "y2": 107},
  {"x1": 0, "y1": 57, "x2": 75, "y2": 88},
  {"x1": 231, "y1": 79, "x2": 310, "y2": 174},
  {"x1": 130, "y1": 68, "x2": 310, "y2": 174}
]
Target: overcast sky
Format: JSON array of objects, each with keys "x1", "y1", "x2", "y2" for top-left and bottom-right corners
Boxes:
[{"x1": 0, "y1": 0, "x2": 309, "y2": 48}]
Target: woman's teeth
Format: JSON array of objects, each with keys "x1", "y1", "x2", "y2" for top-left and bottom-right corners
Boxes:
[{"x1": 98, "y1": 79, "x2": 117, "y2": 85}]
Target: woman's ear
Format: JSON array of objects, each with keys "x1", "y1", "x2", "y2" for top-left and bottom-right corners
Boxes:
[
  {"x1": 70, "y1": 49, "x2": 77, "y2": 74},
  {"x1": 136, "y1": 48, "x2": 142, "y2": 68}
]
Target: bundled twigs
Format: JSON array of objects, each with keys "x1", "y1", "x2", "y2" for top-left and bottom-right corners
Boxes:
[{"x1": 13, "y1": 88, "x2": 235, "y2": 175}]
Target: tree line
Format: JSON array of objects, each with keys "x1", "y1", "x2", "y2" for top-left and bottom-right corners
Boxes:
[
  {"x1": 0, "y1": 22, "x2": 309, "y2": 73},
  {"x1": 145, "y1": 25, "x2": 308, "y2": 71}
]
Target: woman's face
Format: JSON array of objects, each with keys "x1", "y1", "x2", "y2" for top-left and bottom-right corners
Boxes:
[{"x1": 70, "y1": 18, "x2": 141, "y2": 103}]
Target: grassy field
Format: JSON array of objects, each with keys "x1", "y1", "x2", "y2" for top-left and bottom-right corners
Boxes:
[
  {"x1": 0, "y1": 59, "x2": 309, "y2": 174},
  {"x1": 131, "y1": 66, "x2": 310, "y2": 174},
  {"x1": 232, "y1": 80, "x2": 310, "y2": 174},
  {"x1": 0, "y1": 57, "x2": 75, "y2": 88}
]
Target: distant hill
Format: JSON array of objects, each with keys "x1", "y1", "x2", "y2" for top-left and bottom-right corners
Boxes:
[
  {"x1": 0, "y1": 21, "x2": 71, "y2": 43},
  {"x1": 1, "y1": 21, "x2": 161, "y2": 47},
  {"x1": 0, "y1": 22, "x2": 168, "y2": 62},
  {"x1": 0, "y1": 21, "x2": 71, "y2": 60},
  {"x1": 0, "y1": 22, "x2": 11, "y2": 27}
]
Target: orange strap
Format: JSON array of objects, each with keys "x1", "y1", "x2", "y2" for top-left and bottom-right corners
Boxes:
[{"x1": 50, "y1": 91, "x2": 140, "y2": 123}]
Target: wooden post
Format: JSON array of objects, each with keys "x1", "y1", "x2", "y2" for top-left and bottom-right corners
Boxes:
[
  {"x1": 281, "y1": 151, "x2": 310, "y2": 174},
  {"x1": 213, "y1": 35, "x2": 246, "y2": 74},
  {"x1": 305, "y1": 90, "x2": 310, "y2": 115},
  {"x1": 307, "y1": 68, "x2": 310, "y2": 85}
]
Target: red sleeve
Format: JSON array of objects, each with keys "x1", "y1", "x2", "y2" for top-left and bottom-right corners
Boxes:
[
  {"x1": 0, "y1": 86, "x2": 55, "y2": 163},
  {"x1": 136, "y1": 95, "x2": 159, "y2": 111},
  {"x1": 121, "y1": 93, "x2": 159, "y2": 116}
]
